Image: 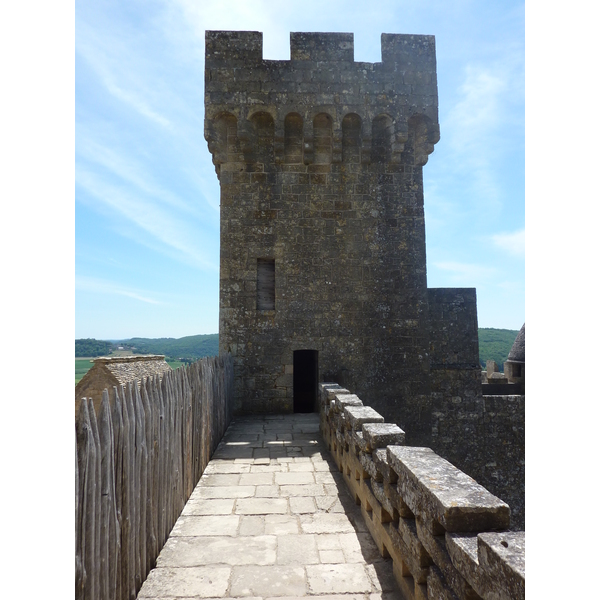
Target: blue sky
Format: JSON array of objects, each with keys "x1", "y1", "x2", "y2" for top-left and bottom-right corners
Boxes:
[{"x1": 75, "y1": 0, "x2": 525, "y2": 339}]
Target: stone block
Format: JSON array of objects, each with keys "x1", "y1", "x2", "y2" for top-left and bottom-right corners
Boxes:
[
  {"x1": 299, "y1": 512, "x2": 357, "y2": 534},
  {"x1": 156, "y1": 535, "x2": 276, "y2": 567},
  {"x1": 181, "y1": 498, "x2": 235, "y2": 516},
  {"x1": 307, "y1": 563, "x2": 372, "y2": 594},
  {"x1": 137, "y1": 565, "x2": 231, "y2": 598},
  {"x1": 235, "y1": 498, "x2": 289, "y2": 514},
  {"x1": 170, "y1": 515, "x2": 240, "y2": 537},
  {"x1": 426, "y1": 564, "x2": 460, "y2": 600},
  {"x1": 362, "y1": 422, "x2": 406, "y2": 450},
  {"x1": 477, "y1": 531, "x2": 525, "y2": 600},
  {"x1": 386, "y1": 446, "x2": 510, "y2": 532},
  {"x1": 277, "y1": 533, "x2": 319, "y2": 565},
  {"x1": 230, "y1": 565, "x2": 307, "y2": 597},
  {"x1": 333, "y1": 393, "x2": 363, "y2": 413},
  {"x1": 415, "y1": 516, "x2": 479, "y2": 599},
  {"x1": 344, "y1": 406, "x2": 385, "y2": 431}
]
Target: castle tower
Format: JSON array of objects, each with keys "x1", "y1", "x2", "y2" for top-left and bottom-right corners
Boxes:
[{"x1": 205, "y1": 31, "x2": 478, "y2": 443}]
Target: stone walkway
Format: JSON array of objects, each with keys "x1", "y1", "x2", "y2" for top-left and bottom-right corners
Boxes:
[{"x1": 138, "y1": 413, "x2": 400, "y2": 599}]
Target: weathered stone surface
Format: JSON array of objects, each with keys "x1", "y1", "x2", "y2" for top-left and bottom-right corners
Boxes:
[
  {"x1": 415, "y1": 517, "x2": 479, "y2": 600},
  {"x1": 477, "y1": 531, "x2": 525, "y2": 600},
  {"x1": 445, "y1": 532, "x2": 521, "y2": 600},
  {"x1": 387, "y1": 446, "x2": 510, "y2": 532},
  {"x1": 333, "y1": 394, "x2": 364, "y2": 413},
  {"x1": 235, "y1": 498, "x2": 289, "y2": 514},
  {"x1": 426, "y1": 564, "x2": 460, "y2": 600},
  {"x1": 156, "y1": 536, "x2": 277, "y2": 567},
  {"x1": 299, "y1": 512, "x2": 357, "y2": 534},
  {"x1": 306, "y1": 564, "x2": 373, "y2": 594},
  {"x1": 362, "y1": 422, "x2": 405, "y2": 450},
  {"x1": 181, "y1": 498, "x2": 236, "y2": 516},
  {"x1": 230, "y1": 565, "x2": 306, "y2": 597},
  {"x1": 344, "y1": 406, "x2": 385, "y2": 431},
  {"x1": 137, "y1": 566, "x2": 231, "y2": 598},
  {"x1": 170, "y1": 515, "x2": 240, "y2": 537}
]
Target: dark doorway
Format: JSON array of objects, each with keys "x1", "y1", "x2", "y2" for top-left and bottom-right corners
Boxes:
[{"x1": 293, "y1": 350, "x2": 318, "y2": 413}]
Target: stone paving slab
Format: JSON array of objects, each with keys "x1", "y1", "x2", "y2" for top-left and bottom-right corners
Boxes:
[{"x1": 138, "y1": 414, "x2": 402, "y2": 599}]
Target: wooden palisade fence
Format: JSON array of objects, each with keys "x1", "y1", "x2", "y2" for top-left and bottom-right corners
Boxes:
[{"x1": 75, "y1": 354, "x2": 234, "y2": 600}]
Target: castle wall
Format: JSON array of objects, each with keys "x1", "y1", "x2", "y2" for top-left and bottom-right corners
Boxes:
[
  {"x1": 206, "y1": 31, "x2": 440, "y2": 418},
  {"x1": 426, "y1": 288, "x2": 524, "y2": 529},
  {"x1": 319, "y1": 383, "x2": 524, "y2": 598},
  {"x1": 204, "y1": 28, "x2": 524, "y2": 530}
]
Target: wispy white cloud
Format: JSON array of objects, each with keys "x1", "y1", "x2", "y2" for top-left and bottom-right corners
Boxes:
[
  {"x1": 492, "y1": 229, "x2": 525, "y2": 258},
  {"x1": 441, "y1": 47, "x2": 524, "y2": 215},
  {"x1": 76, "y1": 276, "x2": 162, "y2": 304},
  {"x1": 77, "y1": 135, "x2": 214, "y2": 218},
  {"x1": 76, "y1": 167, "x2": 218, "y2": 272},
  {"x1": 77, "y1": 24, "x2": 173, "y2": 130}
]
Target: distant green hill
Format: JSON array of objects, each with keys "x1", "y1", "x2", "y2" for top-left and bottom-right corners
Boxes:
[
  {"x1": 75, "y1": 338, "x2": 114, "y2": 357},
  {"x1": 77, "y1": 329, "x2": 518, "y2": 373},
  {"x1": 75, "y1": 334, "x2": 219, "y2": 361},
  {"x1": 117, "y1": 334, "x2": 219, "y2": 361},
  {"x1": 478, "y1": 328, "x2": 520, "y2": 371}
]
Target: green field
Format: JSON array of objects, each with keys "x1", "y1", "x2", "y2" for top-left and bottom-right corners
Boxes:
[{"x1": 76, "y1": 359, "x2": 94, "y2": 384}]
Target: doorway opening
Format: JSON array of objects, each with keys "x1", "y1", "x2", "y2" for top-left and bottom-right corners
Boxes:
[{"x1": 293, "y1": 350, "x2": 318, "y2": 413}]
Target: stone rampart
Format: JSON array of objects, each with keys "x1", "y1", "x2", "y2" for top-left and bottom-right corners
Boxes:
[{"x1": 319, "y1": 382, "x2": 524, "y2": 600}]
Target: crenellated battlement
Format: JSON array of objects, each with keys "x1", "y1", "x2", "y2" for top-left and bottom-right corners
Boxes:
[{"x1": 204, "y1": 31, "x2": 439, "y2": 172}]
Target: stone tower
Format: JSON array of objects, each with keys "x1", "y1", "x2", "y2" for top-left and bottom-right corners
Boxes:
[{"x1": 205, "y1": 31, "x2": 480, "y2": 444}]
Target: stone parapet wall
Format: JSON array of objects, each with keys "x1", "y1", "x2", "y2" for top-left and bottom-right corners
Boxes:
[
  {"x1": 429, "y1": 391, "x2": 525, "y2": 531},
  {"x1": 319, "y1": 382, "x2": 524, "y2": 600}
]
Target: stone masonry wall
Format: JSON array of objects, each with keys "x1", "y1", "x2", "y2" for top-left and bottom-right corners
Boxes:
[
  {"x1": 425, "y1": 289, "x2": 524, "y2": 529},
  {"x1": 319, "y1": 382, "x2": 524, "y2": 600},
  {"x1": 206, "y1": 31, "x2": 441, "y2": 419}
]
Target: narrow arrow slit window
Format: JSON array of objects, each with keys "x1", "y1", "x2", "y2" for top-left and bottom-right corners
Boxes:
[{"x1": 257, "y1": 258, "x2": 275, "y2": 310}]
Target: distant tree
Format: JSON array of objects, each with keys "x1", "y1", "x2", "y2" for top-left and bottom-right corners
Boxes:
[
  {"x1": 75, "y1": 338, "x2": 114, "y2": 357},
  {"x1": 478, "y1": 328, "x2": 520, "y2": 372}
]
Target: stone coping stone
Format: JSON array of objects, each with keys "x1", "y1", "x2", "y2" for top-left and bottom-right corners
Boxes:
[
  {"x1": 386, "y1": 446, "x2": 510, "y2": 532},
  {"x1": 478, "y1": 531, "x2": 525, "y2": 600},
  {"x1": 320, "y1": 383, "x2": 348, "y2": 405},
  {"x1": 362, "y1": 422, "x2": 405, "y2": 449},
  {"x1": 343, "y1": 406, "x2": 384, "y2": 431},
  {"x1": 92, "y1": 354, "x2": 166, "y2": 363},
  {"x1": 332, "y1": 394, "x2": 363, "y2": 412}
]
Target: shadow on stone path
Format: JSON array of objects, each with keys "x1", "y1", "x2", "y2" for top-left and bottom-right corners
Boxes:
[{"x1": 138, "y1": 413, "x2": 401, "y2": 599}]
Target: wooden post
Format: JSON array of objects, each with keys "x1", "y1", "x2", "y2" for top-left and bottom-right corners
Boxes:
[
  {"x1": 141, "y1": 378, "x2": 157, "y2": 573},
  {"x1": 111, "y1": 388, "x2": 124, "y2": 600},
  {"x1": 98, "y1": 390, "x2": 120, "y2": 600},
  {"x1": 88, "y1": 399, "x2": 102, "y2": 600},
  {"x1": 133, "y1": 383, "x2": 148, "y2": 586}
]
